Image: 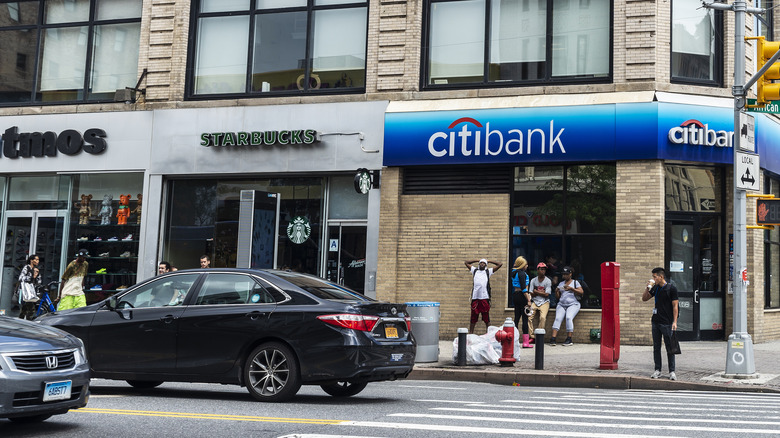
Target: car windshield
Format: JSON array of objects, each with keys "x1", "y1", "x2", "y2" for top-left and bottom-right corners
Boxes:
[{"x1": 273, "y1": 272, "x2": 372, "y2": 302}]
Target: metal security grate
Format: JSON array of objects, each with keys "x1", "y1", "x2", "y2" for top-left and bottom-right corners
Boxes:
[
  {"x1": 10, "y1": 351, "x2": 76, "y2": 372},
  {"x1": 402, "y1": 166, "x2": 512, "y2": 194}
]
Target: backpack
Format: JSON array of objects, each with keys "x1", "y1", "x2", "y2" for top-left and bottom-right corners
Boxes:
[{"x1": 472, "y1": 268, "x2": 491, "y2": 300}]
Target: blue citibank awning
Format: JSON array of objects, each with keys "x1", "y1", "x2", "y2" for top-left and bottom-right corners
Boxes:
[{"x1": 383, "y1": 101, "x2": 780, "y2": 176}]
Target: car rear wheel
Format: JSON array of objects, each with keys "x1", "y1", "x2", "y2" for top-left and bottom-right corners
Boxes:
[
  {"x1": 244, "y1": 342, "x2": 300, "y2": 402},
  {"x1": 126, "y1": 380, "x2": 164, "y2": 389},
  {"x1": 320, "y1": 381, "x2": 368, "y2": 397},
  {"x1": 8, "y1": 414, "x2": 52, "y2": 423}
]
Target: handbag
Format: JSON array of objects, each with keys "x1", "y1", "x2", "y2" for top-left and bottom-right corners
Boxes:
[
  {"x1": 20, "y1": 282, "x2": 39, "y2": 303},
  {"x1": 667, "y1": 330, "x2": 682, "y2": 355}
]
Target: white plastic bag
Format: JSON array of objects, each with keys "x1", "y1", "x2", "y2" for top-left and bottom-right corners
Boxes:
[{"x1": 452, "y1": 333, "x2": 500, "y2": 365}]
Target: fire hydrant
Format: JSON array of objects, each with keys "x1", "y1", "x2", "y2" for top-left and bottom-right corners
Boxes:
[{"x1": 494, "y1": 317, "x2": 516, "y2": 367}]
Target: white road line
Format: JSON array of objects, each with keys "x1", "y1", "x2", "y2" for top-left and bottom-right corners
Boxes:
[
  {"x1": 340, "y1": 420, "x2": 682, "y2": 438},
  {"x1": 432, "y1": 407, "x2": 780, "y2": 427},
  {"x1": 398, "y1": 385, "x2": 467, "y2": 390},
  {"x1": 414, "y1": 399, "x2": 480, "y2": 404},
  {"x1": 470, "y1": 403, "x2": 780, "y2": 420},
  {"x1": 389, "y1": 412, "x2": 780, "y2": 435},
  {"x1": 511, "y1": 396, "x2": 780, "y2": 409}
]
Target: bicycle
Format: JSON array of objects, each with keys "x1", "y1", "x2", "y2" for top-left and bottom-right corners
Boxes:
[{"x1": 33, "y1": 281, "x2": 59, "y2": 318}]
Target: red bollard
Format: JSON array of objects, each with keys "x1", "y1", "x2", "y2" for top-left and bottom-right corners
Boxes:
[
  {"x1": 495, "y1": 317, "x2": 516, "y2": 367},
  {"x1": 600, "y1": 262, "x2": 621, "y2": 370}
]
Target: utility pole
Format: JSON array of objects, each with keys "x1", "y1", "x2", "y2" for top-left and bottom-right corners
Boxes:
[{"x1": 702, "y1": 0, "x2": 768, "y2": 377}]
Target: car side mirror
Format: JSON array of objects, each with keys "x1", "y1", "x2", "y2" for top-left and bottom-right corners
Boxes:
[{"x1": 107, "y1": 296, "x2": 117, "y2": 310}]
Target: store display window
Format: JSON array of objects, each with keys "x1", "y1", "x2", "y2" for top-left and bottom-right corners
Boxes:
[{"x1": 69, "y1": 173, "x2": 144, "y2": 304}]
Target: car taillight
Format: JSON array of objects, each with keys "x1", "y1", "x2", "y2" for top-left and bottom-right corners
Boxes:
[
  {"x1": 317, "y1": 314, "x2": 380, "y2": 332},
  {"x1": 404, "y1": 316, "x2": 411, "y2": 331}
]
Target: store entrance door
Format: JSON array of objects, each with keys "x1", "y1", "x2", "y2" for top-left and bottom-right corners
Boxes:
[
  {"x1": 326, "y1": 224, "x2": 367, "y2": 294},
  {"x1": 1, "y1": 211, "x2": 67, "y2": 315},
  {"x1": 665, "y1": 215, "x2": 724, "y2": 341}
]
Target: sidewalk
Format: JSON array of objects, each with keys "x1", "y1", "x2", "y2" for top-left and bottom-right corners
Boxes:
[{"x1": 408, "y1": 337, "x2": 780, "y2": 393}]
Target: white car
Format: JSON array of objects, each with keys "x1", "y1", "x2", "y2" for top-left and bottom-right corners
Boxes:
[{"x1": 0, "y1": 316, "x2": 90, "y2": 423}]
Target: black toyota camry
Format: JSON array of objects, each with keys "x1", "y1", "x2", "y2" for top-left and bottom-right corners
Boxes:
[{"x1": 37, "y1": 269, "x2": 416, "y2": 402}]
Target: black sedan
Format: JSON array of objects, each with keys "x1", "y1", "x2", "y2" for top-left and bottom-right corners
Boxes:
[
  {"x1": 37, "y1": 269, "x2": 416, "y2": 402},
  {"x1": 0, "y1": 316, "x2": 90, "y2": 422}
]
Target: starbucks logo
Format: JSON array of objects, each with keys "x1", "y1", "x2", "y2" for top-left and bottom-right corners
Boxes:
[
  {"x1": 354, "y1": 169, "x2": 372, "y2": 194},
  {"x1": 287, "y1": 216, "x2": 311, "y2": 244}
]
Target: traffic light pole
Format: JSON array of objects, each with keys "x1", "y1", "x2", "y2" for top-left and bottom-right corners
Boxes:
[{"x1": 703, "y1": 0, "x2": 763, "y2": 377}]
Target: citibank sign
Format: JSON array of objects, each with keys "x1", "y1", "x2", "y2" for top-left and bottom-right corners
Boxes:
[{"x1": 668, "y1": 119, "x2": 734, "y2": 148}]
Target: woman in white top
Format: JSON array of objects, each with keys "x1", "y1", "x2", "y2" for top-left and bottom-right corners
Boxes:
[{"x1": 550, "y1": 266, "x2": 584, "y2": 346}]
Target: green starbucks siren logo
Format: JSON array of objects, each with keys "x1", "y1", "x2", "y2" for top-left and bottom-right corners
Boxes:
[{"x1": 287, "y1": 216, "x2": 311, "y2": 244}]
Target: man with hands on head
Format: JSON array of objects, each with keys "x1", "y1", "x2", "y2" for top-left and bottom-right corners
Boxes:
[{"x1": 465, "y1": 258, "x2": 503, "y2": 334}]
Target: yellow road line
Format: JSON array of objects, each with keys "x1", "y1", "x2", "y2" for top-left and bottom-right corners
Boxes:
[{"x1": 76, "y1": 408, "x2": 343, "y2": 425}]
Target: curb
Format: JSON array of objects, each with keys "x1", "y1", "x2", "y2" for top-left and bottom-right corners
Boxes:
[{"x1": 407, "y1": 367, "x2": 780, "y2": 394}]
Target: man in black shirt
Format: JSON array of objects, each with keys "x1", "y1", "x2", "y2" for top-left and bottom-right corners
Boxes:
[{"x1": 642, "y1": 267, "x2": 679, "y2": 380}]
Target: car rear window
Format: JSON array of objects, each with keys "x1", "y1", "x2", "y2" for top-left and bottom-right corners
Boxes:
[{"x1": 273, "y1": 272, "x2": 372, "y2": 302}]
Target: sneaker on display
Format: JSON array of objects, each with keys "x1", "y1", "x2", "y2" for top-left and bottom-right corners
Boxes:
[
  {"x1": 90, "y1": 285, "x2": 102, "y2": 291},
  {"x1": 650, "y1": 370, "x2": 662, "y2": 379},
  {"x1": 122, "y1": 234, "x2": 134, "y2": 241},
  {"x1": 96, "y1": 268, "x2": 107, "y2": 274},
  {"x1": 98, "y1": 252, "x2": 109, "y2": 258},
  {"x1": 107, "y1": 236, "x2": 118, "y2": 242},
  {"x1": 119, "y1": 251, "x2": 131, "y2": 258},
  {"x1": 94, "y1": 237, "x2": 102, "y2": 241},
  {"x1": 77, "y1": 236, "x2": 89, "y2": 241}
]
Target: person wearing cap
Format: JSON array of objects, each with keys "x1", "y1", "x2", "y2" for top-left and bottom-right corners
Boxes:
[
  {"x1": 510, "y1": 256, "x2": 533, "y2": 347},
  {"x1": 464, "y1": 258, "x2": 503, "y2": 334},
  {"x1": 550, "y1": 265, "x2": 583, "y2": 346},
  {"x1": 528, "y1": 262, "x2": 552, "y2": 344},
  {"x1": 58, "y1": 249, "x2": 90, "y2": 310}
]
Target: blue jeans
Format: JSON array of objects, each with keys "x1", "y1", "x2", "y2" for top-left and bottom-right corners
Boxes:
[{"x1": 652, "y1": 321, "x2": 675, "y2": 372}]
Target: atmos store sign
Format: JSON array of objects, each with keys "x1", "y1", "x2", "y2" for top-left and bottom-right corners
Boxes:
[
  {"x1": 1, "y1": 126, "x2": 107, "y2": 158},
  {"x1": 200, "y1": 129, "x2": 321, "y2": 147}
]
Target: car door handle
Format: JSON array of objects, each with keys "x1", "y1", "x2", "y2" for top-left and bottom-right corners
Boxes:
[
  {"x1": 159, "y1": 315, "x2": 177, "y2": 323},
  {"x1": 245, "y1": 311, "x2": 266, "y2": 321}
]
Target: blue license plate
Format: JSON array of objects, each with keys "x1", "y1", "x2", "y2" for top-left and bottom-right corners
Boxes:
[{"x1": 43, "y1": 380, "x2": 72, "y2": 402}]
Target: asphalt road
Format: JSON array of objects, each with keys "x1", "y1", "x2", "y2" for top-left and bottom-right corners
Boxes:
[{"x1": 3, "y1": 379, "x2": 780, "y2": 437}]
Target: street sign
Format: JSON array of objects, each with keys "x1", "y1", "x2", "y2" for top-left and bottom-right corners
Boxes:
[
  {"x1": 747, "y1": 98, "x2": 780, "y2": 113},
  {"x1": 757, "y1": 198, "x2": 780, "y2": 225},
  {"x1": 736, "y1": 151, "x2": 760, "y2": 191},
  {"x1": 739, "y1": 112, "x2": 755, "y2": 152}
]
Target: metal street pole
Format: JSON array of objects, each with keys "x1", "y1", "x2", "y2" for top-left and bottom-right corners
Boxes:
[{"x1": 703, "y1": 0, "x2": 762, "y2": 377}]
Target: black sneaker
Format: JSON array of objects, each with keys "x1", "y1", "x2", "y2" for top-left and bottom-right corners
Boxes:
[
  {"x1": 563, "y1": 337, "x2": 573, "y2": 346},
  {"x1": 550, "y1": 337, "x2": 556, "y2": 346}
]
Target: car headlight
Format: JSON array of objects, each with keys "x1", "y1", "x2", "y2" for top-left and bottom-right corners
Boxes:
[{"x1": 71, "y1": 337, "x2": 87, "y2": 365}]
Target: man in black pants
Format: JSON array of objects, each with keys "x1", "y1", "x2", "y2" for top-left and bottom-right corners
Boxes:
[{"x1": 642, "y1": 267, "x2": 679, "y2": 380}]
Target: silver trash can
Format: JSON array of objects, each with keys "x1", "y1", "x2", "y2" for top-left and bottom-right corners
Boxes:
[{"x1": 406, "y1": 302, "x2": 440, "y2": 363}]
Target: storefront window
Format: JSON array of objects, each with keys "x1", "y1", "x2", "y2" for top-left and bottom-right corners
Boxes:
[
  {"x1": 665, "y1": 165, "x2": 722, "y2": 212},
  {"x1": 766, "y1": 178, "x2": 780, "y2": 309},
  {"x1": 671, "y1": 0, "x2": 722, "y2": 85},
  {"x1": 511, "y1": 164, "x2": 616, "y2": 309},
  {"x1": 0, "y1": 0, "x2": 142, "y2": 105},
  {"x1": 425, "y1": 0, "x2": 610, "y2": 87},
  {"x1": 191, "y1": 0, "x2": 367, "y2": 97},
  {"x1": 69, "y1": 173, "x2": 144, "y2": 304},
  {"x1": 164, "y1": 178, "x2": 324, "y2": 274}
]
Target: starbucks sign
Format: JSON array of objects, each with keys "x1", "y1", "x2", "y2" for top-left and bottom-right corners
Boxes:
[{"x1": 287, "y1": 216, "x2": 311, "y2": 244}]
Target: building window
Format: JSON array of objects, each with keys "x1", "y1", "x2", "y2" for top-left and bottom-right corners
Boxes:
[
  {"x1": 189, "y1": 0, "x2": 367, "y2": 97},
  {"x1": 766, "y1": 177, "x2": 780, "y2": 309},
  {"x1": 423, "y1": 0, "x2": 611, "y2": 88},
  {"x1": 0, "y1": 0, "x2": 142, "y2": 105},
  {"x1": 755, "y1": 0, "x2": 773, "y2": 39},
  {"x1": 671, "y1": 0, "x2": 723, "y2": 85},
  {"x1": 665, "y1": 165, "x2": 722, "y2": 212},
  {"x1": 510, "y1": 164, "x2": 616, "y2": 309}
]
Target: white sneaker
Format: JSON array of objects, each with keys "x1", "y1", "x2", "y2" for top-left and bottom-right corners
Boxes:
[
  {"x1": 650, "y1": 370, "x2": 662, "y2": 379},
  {"x1": 669, "y1": 372, "x2": 677, "y2": 381}
]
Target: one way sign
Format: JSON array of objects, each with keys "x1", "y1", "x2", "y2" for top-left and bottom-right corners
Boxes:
[{"x1": 736, "y1": 151, "x2": 760, "y2": 191}]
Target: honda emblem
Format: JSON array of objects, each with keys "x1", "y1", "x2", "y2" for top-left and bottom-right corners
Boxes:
[{"x1": 46, "y1": 356, "x2": 58, "y2": 369}]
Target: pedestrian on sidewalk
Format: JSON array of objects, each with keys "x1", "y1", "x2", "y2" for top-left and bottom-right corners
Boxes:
[
  {"x1": 510, "y1": 256, "x2": 532, "y2": 347},
  {"x1": 642, "y1": 267, "x2": 679, "y2": 381},
  {"x1": 528, "y1": 262, "x2": 552, "y2": 344},
  {"x1": 550, "y1": 266, "x2": 583, "y2": 346},
  {"x1": 58, "y1": 249, "x2": 89, "y2": 311},
  {"x1": 465, "y1": 258, "x2": 502, "y2": 334}
]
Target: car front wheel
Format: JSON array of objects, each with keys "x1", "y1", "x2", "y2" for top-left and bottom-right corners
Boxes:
[
  {"x1": 320, "y1": 381, "x2": 368, "y2": 397},
  {"x1": 244, "y1": 342, "x2": 300, "y2": 402}
]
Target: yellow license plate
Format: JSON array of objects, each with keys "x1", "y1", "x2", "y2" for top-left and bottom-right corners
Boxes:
[{"x1": 385, "y1": 326, "x2": 399, "y2": 338}]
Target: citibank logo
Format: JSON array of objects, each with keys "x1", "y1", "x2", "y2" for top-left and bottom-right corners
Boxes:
[
  {"x1": 427, "y1": 117, "x2": 565, "y2": 158},
  {"x1": 668, "y1": 119, "x2": 733, "y2": 148}
]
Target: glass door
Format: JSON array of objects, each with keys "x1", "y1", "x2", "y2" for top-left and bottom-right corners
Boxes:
[
  {"x1": 1, "y1": 211, "x2": 66, "y2": 316},
  {"x1": 665, "y1": 215, "x2": 723, "y2": 341},
  {"x1": 326, "y1": 224, "x2": 367, "y2": 294}
]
